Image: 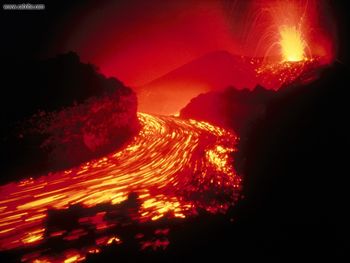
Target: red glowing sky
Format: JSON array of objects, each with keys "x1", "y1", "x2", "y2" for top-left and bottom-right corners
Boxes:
[
  {"x1": 49, "y1": 0, "x2": 335, "y2": 88},
  {"x1": 51, "y1": 1, "x2": 238, "y2": 87}
]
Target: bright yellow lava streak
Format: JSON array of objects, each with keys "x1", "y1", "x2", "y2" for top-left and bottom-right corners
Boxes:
[
  {"x1": 0, "y1": 113, "x2": 241, "y2": 258},
  {"x1": 279, "y1": 26, "x2": 306, "y2": 62}
]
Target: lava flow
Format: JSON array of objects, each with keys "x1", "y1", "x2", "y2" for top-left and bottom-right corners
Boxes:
[{"x1": 0, "y1": 113, "x2": 241, "y2": 262}]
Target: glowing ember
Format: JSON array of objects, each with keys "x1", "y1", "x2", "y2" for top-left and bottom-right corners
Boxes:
[
  {"x1": 279, "y1": 25, "x2": 306, "y2": 62},
  {"x1": 0, "y1": 113, "x2": 241, "y2": 262},
  {"x1": 247, "y1": 55, "x2": 320, "y2": 90}
]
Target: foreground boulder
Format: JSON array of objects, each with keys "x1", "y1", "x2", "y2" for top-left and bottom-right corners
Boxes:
[{"x1": 1, "y1": 52, "x2": 139, "y2": 183}]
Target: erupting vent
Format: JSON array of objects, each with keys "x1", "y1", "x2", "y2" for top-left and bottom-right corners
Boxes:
[{"x1": 279, "y1": 25, "x2": 307, "y2": 62}]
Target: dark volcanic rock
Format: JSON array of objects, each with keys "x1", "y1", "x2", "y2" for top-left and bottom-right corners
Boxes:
[
  {"x1": 0, "y1": 52, "x2": 139, "y2": 183},
  {"x1": 180, "y1": 85, "x2": 275, "y2": 134},
  {"x1": 180, "y1": 63, "x2": 348, "y2": 261}
]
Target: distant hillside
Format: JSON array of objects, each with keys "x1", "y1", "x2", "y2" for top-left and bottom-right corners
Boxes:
[{"x1": 136, "y1": 51, "x2": 258, "y2": 115}]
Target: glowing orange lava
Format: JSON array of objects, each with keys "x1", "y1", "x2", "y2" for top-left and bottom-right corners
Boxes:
[
  {"x1": 254, "y1": 0, "x2": 313, "y2": 63},
  {"x1": 0, "y1": 113, "x2": 241, "y2": 262},
  {"x1": 279, "y1": 25, "x2": 306, "y2": 62}
]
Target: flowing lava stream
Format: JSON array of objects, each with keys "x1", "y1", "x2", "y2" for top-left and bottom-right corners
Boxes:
[{"x1": 0, "y1": 113, "x2": 241, "y2": 262}]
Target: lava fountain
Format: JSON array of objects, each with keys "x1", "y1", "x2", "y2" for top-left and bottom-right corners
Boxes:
[
  {"x1": 260, "y1": 0, "x2": 313, "y2": 62},
  {"x1": 279, "y1": 25, "x2": 307, "y2": 62},
  {"x1": 245, "y1": 0, "x2": 335, "y2": 89}
]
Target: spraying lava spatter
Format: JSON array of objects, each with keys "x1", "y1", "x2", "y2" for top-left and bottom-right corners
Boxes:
[
  {"x1": 279, "y1": 25, "x2": 307, "y2": 62},
  {"x1": 0, "y1": 113, "x2": 241, "y2": 262},
  {"x1": 242, "y1": 0, "x2": 334, "y2": 89}
]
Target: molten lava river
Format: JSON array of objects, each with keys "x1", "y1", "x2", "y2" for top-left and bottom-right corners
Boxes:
[{"x1": 0, "y1": 113, "x2": 241, "y2": 262}]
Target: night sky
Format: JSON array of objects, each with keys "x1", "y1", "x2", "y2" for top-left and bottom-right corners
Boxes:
[{"x1": 1, "y1": 0, "x2": 343, "y2": 87}]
